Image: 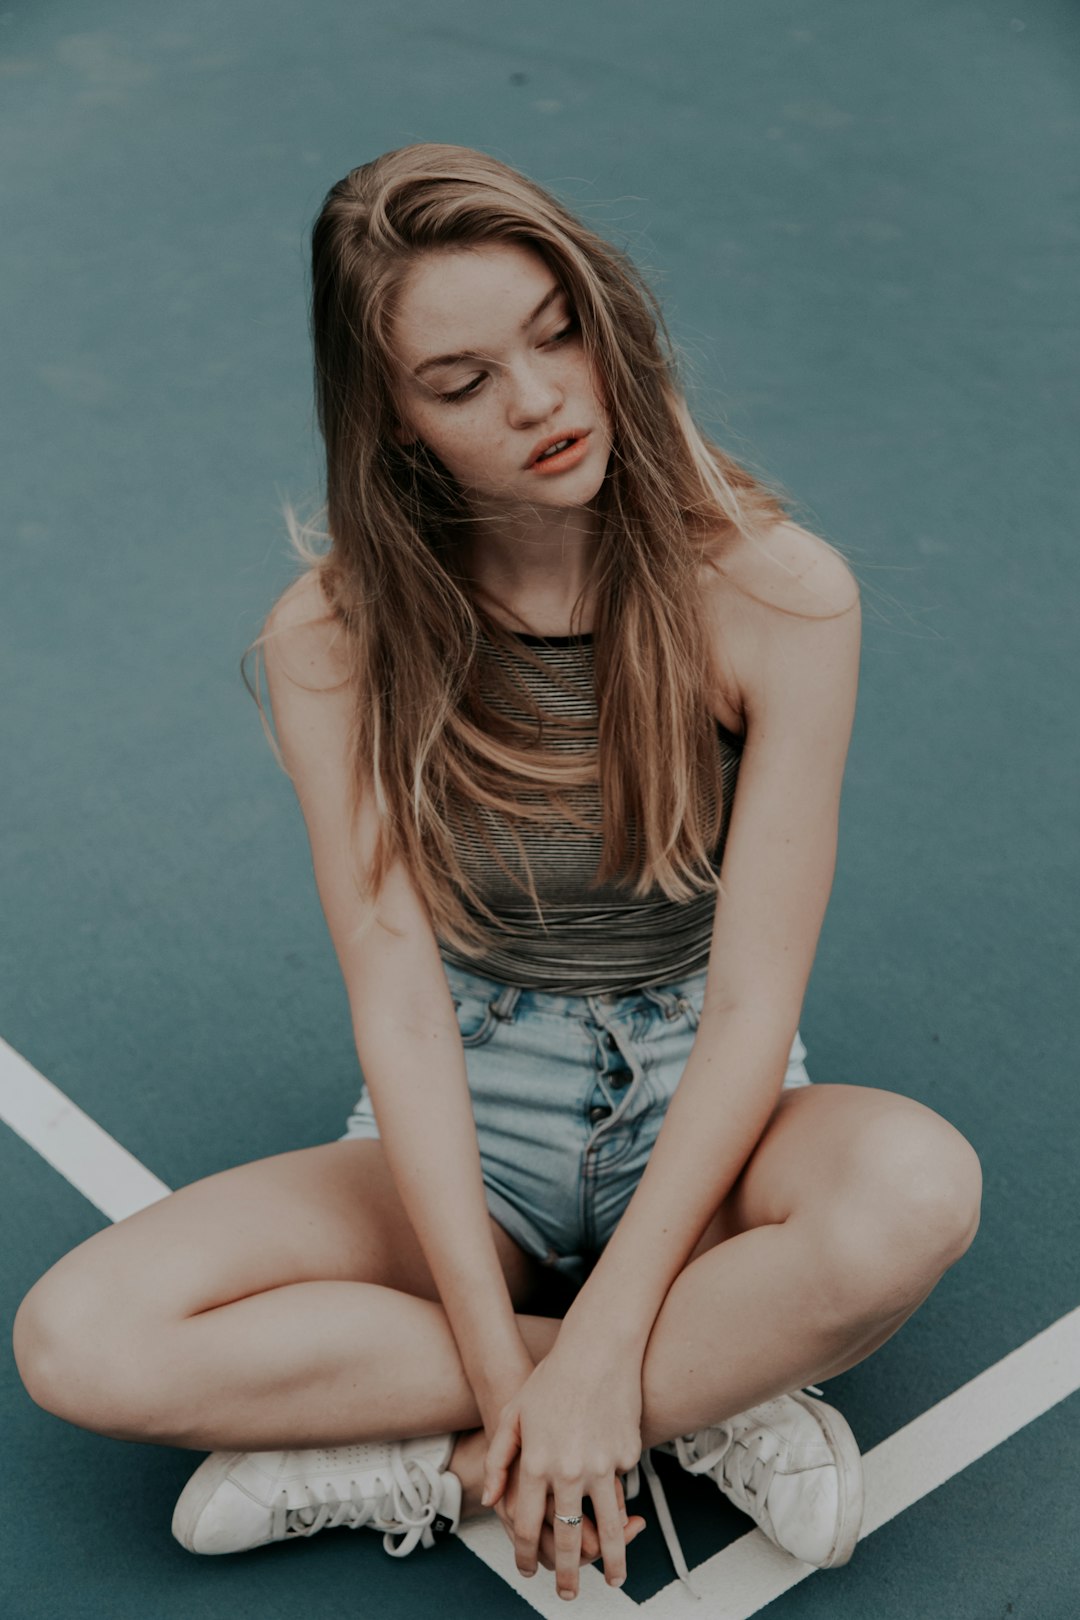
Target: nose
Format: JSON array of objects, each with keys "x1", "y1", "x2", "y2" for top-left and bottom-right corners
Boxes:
[{"x1": 505, "y1": 356, "x2": 563, "y2": 427}]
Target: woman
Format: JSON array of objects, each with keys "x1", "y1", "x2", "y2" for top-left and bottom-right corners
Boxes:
[{"x1": 12, "y1": 144, "x2": 982, "y2": 1603}]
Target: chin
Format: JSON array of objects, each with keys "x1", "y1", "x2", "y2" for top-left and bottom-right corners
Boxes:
[
  {"x1": 468, "y1": 466, "x2": 608, "y2": 510},
  {"x1": 537, "y1": 475, "x2": 606, "y2": 507}
]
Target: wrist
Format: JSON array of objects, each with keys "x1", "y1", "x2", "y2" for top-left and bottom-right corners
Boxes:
[
  {"x1": 555, "y1": 1299, "x2": 650, "y2": 1367},
  {"x1": 471, "y1": 1348, "x2": 536, "y2": 1430}
]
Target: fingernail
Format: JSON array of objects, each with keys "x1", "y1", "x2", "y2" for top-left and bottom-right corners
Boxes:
[
  {"x1": 608, "y1": 1575, "x2": 626, "y2": 1588},
  {"x1": 480, "y1": 1489, "x2": 492, "y2": 1506}
]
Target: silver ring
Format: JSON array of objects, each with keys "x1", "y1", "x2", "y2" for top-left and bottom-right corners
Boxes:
[{"x1": 553, "y1": 1512, "x2": 583, "y2": 1526}]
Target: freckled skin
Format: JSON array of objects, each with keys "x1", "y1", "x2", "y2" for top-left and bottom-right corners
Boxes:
[{"x1": 388, "y1": 240, "x2": 613, "y2": 604}]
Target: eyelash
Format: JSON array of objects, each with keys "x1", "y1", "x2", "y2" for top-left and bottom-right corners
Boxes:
[{"x1": 438, "y1": 320, "x2": 578, "y2": 404}]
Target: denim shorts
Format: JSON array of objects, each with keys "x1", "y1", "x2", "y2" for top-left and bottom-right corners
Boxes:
[{"x1": 339, "y1": 957, "x2": 811, "y2": 1290}]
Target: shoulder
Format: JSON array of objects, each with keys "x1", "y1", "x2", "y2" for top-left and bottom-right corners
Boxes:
[
  {"x1": 261, "y1": 570, "x2": 353, "y2": 695},
  {"x1": 699, "y1": 519, "x2": 859, "y2": 621},
  {"x1": 697, "y1": 521, "x2": 861, "y2": 731}
]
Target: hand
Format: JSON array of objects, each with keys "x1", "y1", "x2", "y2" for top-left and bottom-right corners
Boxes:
[
  {"x1": 489, "y1": 1451, "x2": 645, "y2": 1578},
  {"x1": 473, "y1": 1353, "x2": 644, "y2": 1579},
  {"x1": 481, "y1": 1349, "x2": 647, "y2": 1599}
]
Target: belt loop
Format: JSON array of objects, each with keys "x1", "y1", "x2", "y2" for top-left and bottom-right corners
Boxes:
[
  {"x1": 641, "y1": 985, "x2": 681, "y2": 1020},
  {"x1": 490, "y1": 983, "x2": 521, "y2": 1023}
]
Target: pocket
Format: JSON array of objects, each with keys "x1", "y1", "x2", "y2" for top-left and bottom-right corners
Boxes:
[{"x1": 452, "y1": 993, "x2": 500, "y2": 1049}]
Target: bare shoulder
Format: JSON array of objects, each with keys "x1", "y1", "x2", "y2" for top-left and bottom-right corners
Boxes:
[
  {"x1": 697, "y1": 521, "x2": 861, "y2": 730},
  {"x1": 261, "y1": 570, "x2": 353, "y2": 695},
  {"x1": 700, "y1": 519, "x2": 859, "y2": 620}
]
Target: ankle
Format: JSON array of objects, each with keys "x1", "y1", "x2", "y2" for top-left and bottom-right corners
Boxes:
[{"x1": 449, "y1": 1428, "x2": 488, "y2": 1519}]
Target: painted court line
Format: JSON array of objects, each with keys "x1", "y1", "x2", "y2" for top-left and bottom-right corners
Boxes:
[
  {"x1": 636, "y1": 1303, "x2": 1080, "y2": 1617},
  {"x1": 4, "y1": 1039, "x2": 1078, "y2": 1618},
  {"x1": 0, "y1": 1036, "x2": 171, "y2": 1221},
  {"x1": 458, "y1": 1305, "x2": 1080, "y2": 1619}
]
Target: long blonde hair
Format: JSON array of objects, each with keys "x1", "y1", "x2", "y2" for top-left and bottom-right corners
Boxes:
[{"x1": 243, "y1": 142, "x2": 795, "y2": 956}]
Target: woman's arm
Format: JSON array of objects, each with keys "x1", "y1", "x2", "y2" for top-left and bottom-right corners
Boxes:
[
  {"x1": 559, "y1": 524, "x2": 862, "y2": 1353},
  {"x1": 482, "y1": 527, "x2": 862, "y2": 1544},
  {"x1": 262, "y1": 577, "x2": 533, "y2": 1424}
]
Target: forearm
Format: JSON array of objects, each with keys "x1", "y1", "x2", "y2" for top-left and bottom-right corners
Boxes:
[
  {"x1": 559, "y1": 1003, "x2": 799, "y2": 1356},
  {"x1": 354, "y1": 1015, "x2": 535, "y2": 1421}
]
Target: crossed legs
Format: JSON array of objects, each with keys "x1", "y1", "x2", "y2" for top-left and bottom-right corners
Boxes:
[{"x1": 13, "y1": 1082, "x2": 981, "y2": 1517}]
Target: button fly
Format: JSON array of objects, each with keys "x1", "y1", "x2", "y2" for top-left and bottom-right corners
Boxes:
[{"x1": 588, "y1": 1104, "x2": 613, "y2": 1125}]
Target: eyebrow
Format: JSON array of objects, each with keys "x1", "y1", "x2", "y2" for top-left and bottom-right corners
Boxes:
[{"x1": 411, "y1": 283, "x2": 565, "y2": 379}]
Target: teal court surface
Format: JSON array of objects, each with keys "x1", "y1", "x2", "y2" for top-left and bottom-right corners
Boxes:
[{"x1": 2, "y1": 2, "x2": 1078, "y2": 1615}]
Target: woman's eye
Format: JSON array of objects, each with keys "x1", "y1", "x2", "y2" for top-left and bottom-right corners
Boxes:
[
  {"x1": 547, "y1": 319, "x2": 578, "y2": 345},
  {"x1": 440, "y1": 376, "x2": 484, "y2": 404}
]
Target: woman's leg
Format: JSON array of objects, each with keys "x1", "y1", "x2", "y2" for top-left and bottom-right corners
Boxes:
[
  {"x1": 14, "y1": 1085, "x2": 980, "y2": 1500},
  {"x1": 12, "y1": 1139, "x2": 554, "y2": 1457},
  {"x1": 634, "y1": 1082, "x2": 982, "y2": 1445},
  {"x1": 456, "y1": 1084, "x2": 981, "y2": 1472}
]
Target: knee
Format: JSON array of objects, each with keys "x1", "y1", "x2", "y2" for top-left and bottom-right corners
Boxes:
[
  {"x1": 12, "y1": 1259, "x2": 163, "y2": 1440},
  {"x1": 817, "y1": 1109, "x2": 983, "y2": 1320}
]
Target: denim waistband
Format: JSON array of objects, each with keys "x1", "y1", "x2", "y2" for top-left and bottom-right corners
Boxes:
[{"x1": 440, "y1": 954, "x2": 710, "y2": 1025}]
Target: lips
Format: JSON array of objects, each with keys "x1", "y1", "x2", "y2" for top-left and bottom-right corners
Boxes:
[{"x1": 525, "y1": 429, "x2": 591, "y2": 469}]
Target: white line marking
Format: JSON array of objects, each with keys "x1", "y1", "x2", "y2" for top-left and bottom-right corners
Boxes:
[
  {"x1": 457, "y1": 1515, "x2": 637, "y2": 1616},
  {"x1": 443, "y1": 1310, "x2": 1080, "y2": 1618},
  {"x1": 637, "y1": 1304, "x2": 1080, "y2": 1618},
  {"x1": 3, "y1": 1038, "x2": 1077, "y2": 1617},
  {"x1": 0, "y1": 1036, "x2": 171, "y2": 1221}
]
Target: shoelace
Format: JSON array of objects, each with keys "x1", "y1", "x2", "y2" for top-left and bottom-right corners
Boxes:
[
  {"x1": 627, "y1": 1385, "x2": 825, "y2": 1600},
  {"x1": 270, "y1": 1444, "x2": 447, "y2": 1559}
]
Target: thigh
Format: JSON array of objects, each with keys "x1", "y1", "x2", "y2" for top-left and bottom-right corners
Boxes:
[
  {"x1": 24, "y1": 1138, "x2": 541, "y2": 1326},
  {"x1": 689, "y1": 1082, "x2": 980, "y2": 1254}
]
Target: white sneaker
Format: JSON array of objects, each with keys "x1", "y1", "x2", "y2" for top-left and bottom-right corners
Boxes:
[
  {"x1": 643, "y1": 1389, "x2": 864, "y2": 1571},
  {"x1": 172, "y1": 1433, "x2": 463, "y2": 1558}
]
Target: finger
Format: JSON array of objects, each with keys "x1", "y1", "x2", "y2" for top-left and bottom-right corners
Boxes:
[
  {"x1": 552, "y1": 1492, "x2": 585, "y2": 1601},
  {"x1": 550, "y1": 1504, "x2": 600, "y2": 1565},
  {"x1": 481, "y1": 1414, "x2": 521, "y2": 1508},
  {"x1": 481, "y1": 1413, "x2": 520, "y2": 1506},
  {"x1": 613, "y1": 1472, "x2": 648, "y2": 1541},
  {"x1": 590, "y1": 1476, "x2": 631, "y2": 1590},
  {"x1": 558, "y1": 1512, "x2": 643, "y2": 1570},
  {"x1": 575, "y1": 1510, "x2": 601, "y2": 1565},
  {"x1": 573, "y1": 1489, "x2": 642, "y2": 1557},
  {"x1": 538, "y1": 1520, "x2": 594, "y2": 1571},
  {"x1": 511, "y1": 1471, "x2": 548, "y2": 1579}
]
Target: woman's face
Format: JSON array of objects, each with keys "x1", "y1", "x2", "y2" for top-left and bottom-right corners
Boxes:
[{"x1": 387, "y1": 240, "x2": 612, "y2": 510}]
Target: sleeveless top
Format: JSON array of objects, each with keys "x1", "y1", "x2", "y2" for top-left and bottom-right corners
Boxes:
[{"x1": 435, "y1": 628, "x2": 744, "y2": 995}]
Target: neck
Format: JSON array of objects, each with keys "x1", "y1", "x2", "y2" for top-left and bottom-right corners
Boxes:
[{"x1": 459, "y1": 499, "x2": 601, "y2": 618}]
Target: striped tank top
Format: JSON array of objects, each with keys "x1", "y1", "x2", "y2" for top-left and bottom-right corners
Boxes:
[{"x1": 436, "y1": 628, "x2": 744, "y2": 995}]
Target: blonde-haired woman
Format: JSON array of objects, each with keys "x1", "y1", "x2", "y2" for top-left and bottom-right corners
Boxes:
[{"x1": 13, "y1": 144, "x2": 982, "y2": 1602}]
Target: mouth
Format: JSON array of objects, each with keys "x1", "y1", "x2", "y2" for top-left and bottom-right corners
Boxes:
[{"x1": 525, "y1": 430, "x2": 592, "y2": 472}]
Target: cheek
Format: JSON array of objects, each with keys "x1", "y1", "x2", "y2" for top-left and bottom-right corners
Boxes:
[
  {"x1": 418, "y1": 417, "x2": 507, "y2": 489},
  {"x1": 586, "y1": 359, "x2": 612, "y2": 422},
  {"x1": 409, "y1": 406, "x2": 470, "y2": 465},
  {"x1": 433, "y1": 422, "x2": 488, "y2": 475}
]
